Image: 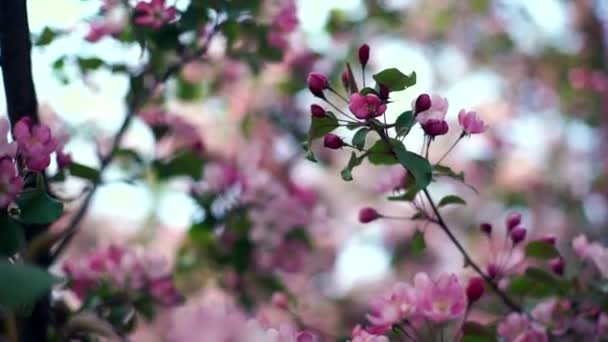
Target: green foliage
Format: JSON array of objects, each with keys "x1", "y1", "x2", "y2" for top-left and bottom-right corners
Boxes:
[
  {"x1": 411, "y1": 230, "x2": 426, "y2": 255},
  {"x1": 368, "y1": 139, "x2": 398, "y2": 165},
  {"x1": 341, "y1": 152, "x2": 364, "y2": 181},
  {"x1": 437, "y1": 195, "x2": 467, "y2": 207},
  {"x1": 35, "y1": 27, "x2": 60, "y2": 46},
  {"x1": 525, "y1": 241, "x2": 560, "y2": 260},
  {"x1": 69, "y1": 162, "x2": 100, "y2": 182},
  {"x1": 16, "y1": 188, "x2": 64, "y2": 225},
  {"x1": 461, "y1": 321, "x2": 496, "y2": 342},
  {"x1": 308, "y1": 115, "x2": 340, "y2": 141},
  {"x1": 393, "y1": 143, "x2": 432, "y2": 190},
  {"x1": 508, "y1": 267, "x2": 570, "y2": 298},
  {"x1": 0, "y1": 211, "x2": 24, "y2": 257},
  {"x1": 395, "y1": 110, "x2": 415, "y2": 137},
  {"x1": 372, "y1": 68, "x2": 416, "y2": 91},
  {"x1": 153, "y1": 150, "x2": 205, "y2": 180},
  {"x1": 352, "y1": 128, "x2": 369, "y2": 150},
  {"x1": 0, "y1": 261, "x2": 58, "y2": 311}
]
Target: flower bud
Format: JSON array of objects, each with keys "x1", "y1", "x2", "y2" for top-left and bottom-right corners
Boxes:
[
  {"x1": 550, "y1": 257, "x2": 565, "y2": 275},
  {"x1": 271, "y1": 292, "x2": 289, "y2": 309},
  {"x1": 358, "y1": 207, "x2": 380, "y2": 223},
  {"x1": 341, "y1": 69, "x2": 350, "y2": 91},
  {"x1": 505, "y1": 212, "x2": 522, "y2": 231},
  {"x1": 323, "y1": 134, "x2": 344, "y2": 149},
  {"x1": 466, "y1": 277, "x2": 485, "y2": 304},
  {"x1": 487, "y1": 263, "x2": 499, "y2": 279},
  {"x1": 414, "y1": 93, "x2": 431, "y2": 114},
  {"x1": 538, "y1": 234, "x2": 556, "y2": 245},
  {"x1": 480, "y1": 222, "x2": 492, "y2": 235},
  {"x1": 422, "y1": 119, "x2": 449, "y2": 137},
  {"x1": 378, "y1": 84, "x2": 389, "y2": 101},
  {"x1": 358, "y1": 43, "x2": 370, "y2": 67},
  {"x1": 307, "y1": 72, "x2": 329, "y2": 98},
  {"x1": 510, "y1": 227, "x2": 527, "y2": 244},
  {"x1": 310, "y1": 104, "x2": 326, "y2": 118}
]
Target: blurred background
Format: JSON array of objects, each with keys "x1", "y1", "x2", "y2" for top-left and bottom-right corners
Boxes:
[{"x1": 3, "y1": 0, "x2": 608, "y2": 338}]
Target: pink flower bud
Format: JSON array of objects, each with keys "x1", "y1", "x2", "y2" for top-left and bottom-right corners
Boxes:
[
  {"x1": 538, "y1": 234, "x2": 556, "y2": 245},
  {"x1": 422, "y1": 119, "x2": 449, "y2": 137},
  {"x1": 550, "y1": 257, "x2": 565, "y2": 275},
  {"x1": 480, "y1": 222, "x2": 492, "y2": 235},
  {"x1": 341, "y1": 70, "x2": 350, "y2": 91},
  {"x1": 358, "y1": 43, "x2": 370, "y2": 67},
  {"x1": 296, "y1": 331, "x2": 317, "y2": 342},
  {"x1": 378, "y1": 84, "x2": 389, "y2": 101},
  {"x1": 466, "y1": 277, "x2": 485, "y2": 304},
  {"x1": 310, "y1": 104, "x2": 326, "y2": 118},
  {"x1": 505, "y1": 212, "x2": 522, "y2": 231},
  {"x1": 323, "y1": 134, "x2": 343, "y2": 149},
  {"x1": 307, "y1": 72, "x2": 329, "y2": 98},
  {"x1": 414, "y1": 94, "x2": 432, "y2": 114},
  {"x1": 510, "y1": 227, "x2": 527, "y2": 244},
  {"x1": 487, "y1": 263, "x2": 499, "y2": 279},
  {"x1": 358, "y1": 207, "x2": 380, "y2": 223},
  {"x1": 271, "y1": 292, "x2": 289, "y2": 309}
]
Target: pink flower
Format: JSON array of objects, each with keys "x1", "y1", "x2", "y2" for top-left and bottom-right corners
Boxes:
[
  {"x1": 458, "y1": 109, "x2": 487, "y2": 135},
  {"x1": 307, "y1": 72, "x2": 329, "y2": 98},
  {"x1": 498, "y1": 313, "x2": 548, "y2": 342},
  {"x1": 367, "y1": 282, "x2": 417, "y2": 328},
  {"x1": 414, "y1": 272, "x2": 466, "y2": 323},
  {"x1": 272, "y1": 1, "x2": 298, "y2": 34},
  {"x1": 414, "y1": 95, "x2": 449, "y2": 137},
  {"x1": 0, "y1": 118, "x2": 17, "y2": 159},
  {"x1": 349, "y1": 93, "x2": 387, "y2": 120},
  {"x1": 134, "y1": 0, "x2": 177, "y2": 29},
  {"x1": 14, "y1": 118, "x2": 57, "y2": 172},
  {"x1": 0, "y1": 159, "x2": 23, "y2": 208},
  {"x1": 85, "y1": 22, "x2": 108, "y2": 42},
  {"x1": 351, "y1": 325, "x2": 389, "y2": 342},
  {"x1": 531, "y1": 298, "x2": 572, "y2": 335}
]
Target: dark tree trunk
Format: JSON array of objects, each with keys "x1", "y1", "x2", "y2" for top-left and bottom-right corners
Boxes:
[{"x1": 0, "y1": 1, "x2": 50, "y2": 341}]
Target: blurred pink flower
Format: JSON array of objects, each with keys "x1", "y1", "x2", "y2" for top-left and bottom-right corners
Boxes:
[
  {"x1": 366, "y1": 282, "x2": 417, "y2": 329},
  {"x1": 14, "y1": 117, "x2": 57, "y2": 172},
  {"x1": 0, "y1": 159, "x2": 23, "y2": 208},
  {"x1": 349, "y1": 93, "x2": 386, "y2": 120},
  {"x1": 272, "y1": 1, "x2": 298, "y2": 34},
  {"x1": 458, "y1": 109, "x2": 487, "y2": 135},
  {"x1": 414, "y1": 272, "x2": 466, "y2": 323},
  {"x1": 85, "y1": 22, "x2": 108, "y2": 42},
  {"x1": 531, "y1": 298, "x2": 572, "y2": 335},
  {"x1": 0, "y1": 118, "x2": 17, "y2": 159},
  {"x1": 571, "y1": 234, "x2": 608, "y2": 278},
  {"x1": 351, "y1": 325, "x2": 389, "y2": 342},
  {"x1": 497, "y1": 313, "x2": 547, "y2": 342},
  {"x1": 134, "y1": 0, "x2": 176, "y2": 29},
  {"x1": 414, "y1": 94, "x2": 448, "y2": 125}
]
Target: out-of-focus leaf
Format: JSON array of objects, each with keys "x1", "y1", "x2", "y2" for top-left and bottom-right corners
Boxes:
[
  {"x1": 411, "y1": 231, "x2": 426, "y2": 255},
  {"x1": 525, "y1": 241, "x2": 560, "y2": 260},
  {"x1": 153, "y1": 150, "x2": 205, "y2": 180},
  {"x1": 372, "y1": 68, "x2": 416, "y2": 91},
  {"x1": 461, "y1": 321, "x2": 495, "y2": 342},
  {"x1": 0, "y1": 261, "x2": 58, "y2": 311},
  {"x1": 438, "y1": 195, "x2": 466, "y2": 207},
  {"x1": 0, "y1": 211, "x2": 24, "y2": 257},
  {"x1": 16, "y1": 188, "x2": 64, "y2": 225},
  {"x1": 35, "y1": 27, "x2": 59, "y2": 46},
  {"x1": 69, "y1": 162, "x2": 100, "y2": 182}
]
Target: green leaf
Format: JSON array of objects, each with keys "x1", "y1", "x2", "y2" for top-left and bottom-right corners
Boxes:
[
  {"x1": 0, "y1": 261, "x2": 58, "y2": 310},
  {"x1": 16, "y1": 189, "x2": 64, "y2": 225},
  {"x1": 438, "y1": 195, "x2": 466, "y2": 207},
  {"x1": 368, "y1": 140, "x2": 398, "y2": 165},
  {"x1": 35, "y1": 27, "x2": 58, "y2": 46},
  {"x1": 433, "y1": 164, "x2": 465, "y2": 182},
  {"x1": 308, "y1": 115, "x2": 339, "y2": 141},
  {"x1": 112, "y1": 148, "x2": 144, "y2": 164},
  {"x1": 76, "y1": 57, "x2": 105, "y2": 73},
  {"x1": 461, "y1": 321, "x2": 495, "y2": 342},
  {"x1": 352, "y1": 128, "x2": 369, "y2": 150},
  {"x1": 359, "y1": 87, "x2": 377, "y2": 96},
  {"x1": 508, "y1": 267, "x2": 568, "y2": 298},
  {"x1": 372, "y1": 68, "x2": 416, "y2": 91},
  {"x1": 341, "y1": 152, "x2": 364, "y2": 181},
  {"x1": 525, "y1": 241, "x2": 560, "y2": 260},
  {"x1": 393, "y1": 144, "x2": 432, "y2": 189},
  {"x1": 395, "y1": 110, "x2": 414, "y2": 136},
  {"x1": 0, "y1": 211, "x2": 24, "y2": 257},
  {"x1": 69, "y1": 162, "x2": 100, "y2": 182},
  {"x1": 387, "y1": 187, "x2": 419, "y2": 202},
  {"x1": 153, "y1": 150, "x2": 205, "y2": 180},
  {"x1": 411, "y1": 230, "x2": 426, "y2": 255}
]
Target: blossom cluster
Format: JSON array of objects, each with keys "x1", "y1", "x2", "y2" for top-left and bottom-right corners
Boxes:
[
  {"x1": 62, "y1": 244, "x2": 181, "y2": 306},
  {"x1": 0, "y1": 117, "x2": 68, "y2": 208},
  {"x1": 267, "y1": 0, "x2": 299, "y2": 50}
]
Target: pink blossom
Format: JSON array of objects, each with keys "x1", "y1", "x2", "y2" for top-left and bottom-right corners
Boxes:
[
  {"x1": 366, "y1": 282, "x2": 417, "y2": 328},
  {"x1": 414, "y1": 94, "x2": 448, "y2": 125},
  {"x1": 498, "y1": 313, "x2": 548, "y2": 342},
  {"x1": 351, "y1": 325, "x2": 389, "y2": 342},
  {"x1": 134, "y1": 0, "x2": 177, "y2": 29},
  {"x1": 0, "y1": 118, "x2": 17, "y2": 159},
  {"x1": 349, "y1": 93, "x2": 387, "y2": 120},
  {"x1": 531, "y1": 298, "x2": 572, "y2": 335},
  {"x1": 414, "y1": 272, "x2": 466, "y2": 323},
  {"x1": 13, "y1": 118, "x2": 57, "y2": 172},
  {"x1": 85, "y1": 22, "x2": 108, "y2": 42},
  {"x1": 571, "y1": 234, "x2": 608, "y2": 277},
  {"x1": 272, "y1": 1, "x2": 298, "y2": 34},
  {"x1": 466, "y1": 277, "x2": 485, "y2": 304},
  {"x1": 457, "y1": 109, "x2": 487, "y2": 135},
  {"x1": 0, "y1": 159, "x2": 23, "y2": 208}
]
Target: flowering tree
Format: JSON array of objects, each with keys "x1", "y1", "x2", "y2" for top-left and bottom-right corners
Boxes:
[{"x1": 0, "y1": 0, "x2": 607, "y2": 341}]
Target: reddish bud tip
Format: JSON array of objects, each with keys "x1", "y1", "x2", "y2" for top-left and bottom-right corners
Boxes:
[
  {"x1": 358, "y1": 43, "x2": 370, "y2": 67},
  {"x1": 378, "y1": 84, "x2": 389, "y2": 101},
  {"x1": 271, "y1": 292, "x2": 289, "y2": 309},
  {"x1": 323, "y1": 133, "x2": 344, "y2": 149},
  {"x1": 307, "y1": 72, "x2": 329, "y2": 98},
  {"x1": 487, "y1": 263, "x2": 499, "y2": 279},
  {"x1": 550, "y1": 257, "x2": 565, "y2": 275},
  {"x1": 310, "y1": 104, "x2": 326, "y2": 118},
  {"x1": 510, "y1": 227, "x2": 527, "y2": 244},
  {"x1": 506, "y1": 212, "x2": 522, "y2": 231},
  {"x1": 466, "y1": 277, "x2": 485, "y2": 304},
  {"x1": 539, "y1": 234, "x2": 556, "y2": 245},
  {"x1": 480, "y1": 222, "x2": 492, "y2": 235},
  {"x1": 414, "y1": 94, "x2": 432, "y2": 114},
  {"x1": 359, "y1": 207, "x2": 380, "y2": 223},
  {"x1": 341, "y1": 69, "x2": 350, "y2": 90},
  {"x1": 422, "y1": 119, "x2": 449, "y2": 137}
]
